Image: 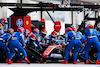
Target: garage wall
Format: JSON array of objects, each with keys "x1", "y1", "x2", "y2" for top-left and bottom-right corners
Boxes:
[
  {"x1": 0, "y1": 0, "x2": 2, "y2": 18},
  {"x1": 85, "y1": 11, "x2": 95, "y2": 27},
  {"x1": 2, "y1": 0, "x2": 17, "y2": 19},
  {"x1": 76, "y1": 11, "x2": 84, "y2": 29},
  {"x1": 45, "y1": 11, "x2": 65, "y2": 35},
  {"x1": 45, "y1": 21, "x2": 65, "y2": 36},
  {"x1": 27, "y1": 11, "x2": 41, "y2": 21},
  {"x1": 6, "y1": 0, "x2": 73, "y2": 35},
  {"x1": 76, "y1": 12, "x2": 84, "y2": 25},
  {"x1": 65, "y1": 11, "x2": 72, "y2": 24},
  {"x1": 1, "y1": 0, "x2": 82, "y2": 35},
  {"x1": 2, "y1": 0, "x2": 95, "y2": 35},
  {"x1": 27, "y1": 1, "x2": 40, "y2": 20}
]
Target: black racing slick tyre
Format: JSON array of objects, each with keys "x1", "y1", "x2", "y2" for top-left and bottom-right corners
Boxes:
[{"x1": 88, "y1": 47, "x2": 97, "y2": 64}]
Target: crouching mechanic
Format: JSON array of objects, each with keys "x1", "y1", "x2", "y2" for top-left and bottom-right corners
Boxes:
[
  {"x1": 39, "y1": 29, "x2": 47, "y2": 46},
  {"x1": 84, "y1": 24, "x2": 100, "y2": 64},
  {"x1": 61, "y1": 27, "x2": 81, "y2": 64},
  {"x1": 14, "y1": 27, "x2": 27, "y2": 63},
  {"x1": 25, "y1": 29, "x2": 37, "y2": 49},
  {"x1": 33, "y1": 28, "x2": 43, "y2": 49},
  {"x1": 26, "y1": 33, "x2": 37, "y2": 49},
  {"x1": 47, "y1": 31, "x2": 58, "y2": 45},
  {"x1": 7, "y1": 28, "x2": 30, "y2": 64}
]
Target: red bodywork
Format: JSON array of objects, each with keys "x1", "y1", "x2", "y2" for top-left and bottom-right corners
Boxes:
[{"x1": 42, "y1": 45, "x2": 62, "y2": 57}]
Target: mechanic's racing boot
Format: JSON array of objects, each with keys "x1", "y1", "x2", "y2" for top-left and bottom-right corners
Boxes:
[
  {"x1": 80, "y1": 61, "x2": 83, "y2": 63},
  {"x1": 8, "y1": 60, "x2": 13, "y2": 64},
  {"x1": 24, "y1": 57, "x2": 30, "y2": 64},
  {"x1": 85, "y1": 60, "x2": 89, "y2": 64},
  {"x1": 6, "y1": 59, "x2": 9, "y2": 63},
  {"x1": 40, "y1": 58, "x2": 43, "y2": 62},
  {"x1": 96, "y1": 60, "x2": 100, "y2": 64},
  {"x1": 36, "y1": 59, "x2": 39, "y2": 63},
  {"x1": 61, "y1": 60, "x2": 68, "y2": 64},
  {"x1": 74, "y1": 61, "x2": 77, "y2": 64},
  {"x1": 17, "y1": 60, "x2": 23, "y2": 63}
]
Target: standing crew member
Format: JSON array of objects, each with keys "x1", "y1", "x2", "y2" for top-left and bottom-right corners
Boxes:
[
  {"x1": 84, "y1": 24, "x2": 100, "y2": 64},
  {"x1": 7, "y1": 28, "x2": 30, "y2": 64},
  {"x1": 61, "y1": 27, "x2": 81, "y2": 64}
]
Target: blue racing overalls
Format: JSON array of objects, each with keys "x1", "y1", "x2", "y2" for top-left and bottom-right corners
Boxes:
[
  {"x1": 0, "y1": 33, "x2": 10, "y2": 59},
  {"x1": 8, "y1": 32, "x2": 27, "y2": 60},
  {"x1": 76, "y1": 32, "x2": 85, "y2": 52},
  {"x1": 84, "y1": 28, "x2": 100, "y2": 61},
  {"x1": 64, "y1": 31, "x2": 81, "y2": 62},
  {"x1": 13, "y1": 32, "x2": 26, "y2": 61}
]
